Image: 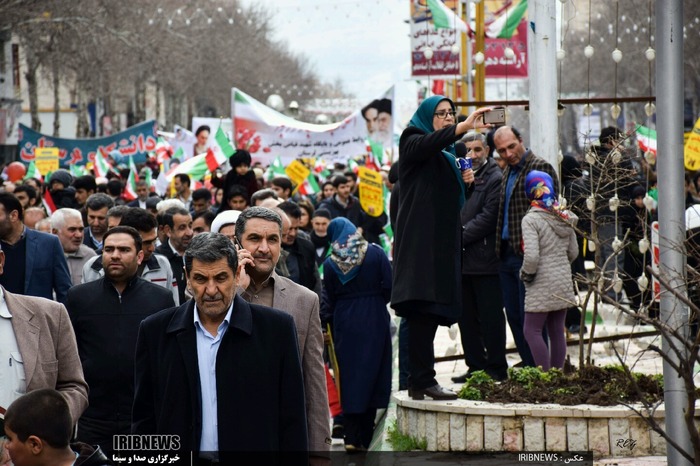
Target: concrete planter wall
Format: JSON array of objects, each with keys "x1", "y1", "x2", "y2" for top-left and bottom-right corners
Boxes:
[{"x1": 393, "y1": 393, "x2": 692, "y2": 457}]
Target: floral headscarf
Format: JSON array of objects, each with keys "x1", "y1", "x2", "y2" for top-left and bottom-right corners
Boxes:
[
  {"x1": 326, "y1": 217, "x2": 368, "y2": 285},
  {"x1": 525, "y1": 170, "x2": 561, "y2": 212}
]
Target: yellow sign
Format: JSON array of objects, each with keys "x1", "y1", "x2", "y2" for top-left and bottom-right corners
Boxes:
[
  {"x1": 284, "y1": 159, "x2": 311, "y2": 188},
  {"x1": 685, "y1": 119, "x2": 700, "y2": 171},
  {"x1": 33, "y1": 147, "x2": 60, "y2": 175},
  {"x1": 357, "y1": 166, "x2": 384, "y2": 217}
]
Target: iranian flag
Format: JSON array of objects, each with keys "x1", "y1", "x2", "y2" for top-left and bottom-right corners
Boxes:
[
  {"x1": 69, "y1": 164, "x2": 88, "y2": 177},
  {"x1": 486, "y1": 0, "x2": 528, "y2": 39},
  {"x1": 124, "y1": 156, "x2": 139, "y2": 201},
  {"x1": 636, "y1": 125, "x2": 657, "y2": 155},
  {"x1": 298, "y1": 173, "x2": 321, "y2": 196},
  {"x1": 205, "y1": 127, "x2": 235, "y2": 172},
  {"x1": 266, "y1": 156, "x2": 287, "y2": 181},
  {"x1": 23, "y1": 161, "x2": 43, "y2": 181},
  {"x1": 347, "y1": 158, "x2": 360, "y2": 174},
  {"x1": 426, "y1": 0, "x2": 468, "y2": 33},
  {"x1": 155, "y1": 137, "x2": 174, "y2": 163},
  {"x1": 94, "y1": 149, "x2": 113, "y2": 178},
  {"x1": 42, "y1": 189, "x2": 57, "y2": 214},
  {"x1": 366, "y1": 140, "x2": 383, "y2": 171}
]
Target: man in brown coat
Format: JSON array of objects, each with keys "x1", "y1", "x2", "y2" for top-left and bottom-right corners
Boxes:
[{"x1": 0, "y1": 243, "x2": 88, "y2": 425}]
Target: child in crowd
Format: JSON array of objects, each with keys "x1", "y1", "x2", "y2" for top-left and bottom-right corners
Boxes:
[{"x1": 520, "y1": 171, "x2": 579, "y2": 371}]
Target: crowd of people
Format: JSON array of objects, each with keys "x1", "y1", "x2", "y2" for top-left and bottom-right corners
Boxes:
[{"x1": 0, "y1": 96, "x2": 668, "y2": 464}]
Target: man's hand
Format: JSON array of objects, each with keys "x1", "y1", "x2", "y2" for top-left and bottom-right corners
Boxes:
[
  {"x1": 236, "y1": 248, "x2": 254, "y2": 291},
  {"x1": 461, "y1": 168, "x2": 475, "y2": 184}
]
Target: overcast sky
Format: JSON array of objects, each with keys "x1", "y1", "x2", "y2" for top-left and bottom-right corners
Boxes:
[{"x1": 240, "y1": 0, "x2": 413, "y2": 102}]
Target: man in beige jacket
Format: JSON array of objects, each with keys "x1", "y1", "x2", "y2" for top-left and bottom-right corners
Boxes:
[{"x1": 0, "y1": 243, "x2": 88, "y2": 425}]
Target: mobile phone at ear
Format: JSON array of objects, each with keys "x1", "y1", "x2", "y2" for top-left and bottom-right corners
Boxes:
[{"x1": 483, "y1": 108, "x2": 506, "y2": 125}]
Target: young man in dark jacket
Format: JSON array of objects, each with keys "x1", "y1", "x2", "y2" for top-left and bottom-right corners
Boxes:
[
  {"x1": 452, "y1": 134, "x2": 508, "y2": 383},
  {"x1": 65, "y1": 226, "x2": 175, "y2": 456}
]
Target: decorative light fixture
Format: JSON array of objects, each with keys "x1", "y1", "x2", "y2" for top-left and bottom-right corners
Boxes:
[
  {"x1": 585, "y1": 150, "x2": 597, "y2": 165},
  {"x1": 582, "y1": 104, "x2": 594, "y2": 116},
  {"x1": 584, "y1": 45, "x2": 595, "y2": 58},
  {"x1": 611, "y1": 48, "x2": 623, "y2": 63},
  {"x1": 637, "y1": 274, "x2": 649, "y2": 292},
  {"x1": 586, "y1": 195, "x2": 595, "y2": 211},
  {"x1": 451, "y1": 44, "x2": 460, "y2": 55},
  {"x1": 643, "y1": 194, "x2": 656, "y2": 211},
  {"x1": 612, "y1": 237, "x2": 623, "y2": 252},
  {"x1": 639, "y1": 237, "x2": 650, "y2": 254},
  {"x1": 613, "y1": 273, "x2": 624, "y2": 293},
  {"x1": 645, "y1": 47, "x2": 656, "y2": 61},
  {"x1": 644, "y1": 150, "x2": 656, "y2": 164},
  {"x1": 423, "y1": 47, "x2": 434, "y2": 60},
  {"x1": 504, "y1": 47, "x2": 515, "y2": 59},
  {"x1": 610, "y1": 150, "x2": 622, "y2": 165},
  {"x1": 556, "y1": 49, "x2": 566, "y2": 60},
  {"x1": 610, "y1": 104, "x2": 621, "y2": 119},
  {"x1": 644, "y1": 102, "x2": 656, "y2": 116},
  {"x1": 474, "y1": 51, "x2": 485, "y2": 64},
  {"x1": 609, "y1": 195, "x2": 620, "y2": 212}
]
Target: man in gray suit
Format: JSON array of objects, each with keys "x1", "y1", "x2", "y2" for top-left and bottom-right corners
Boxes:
[
  {"x1": 235, "y1": 207, "x2": 330, "y2": 463},
  {"x1": 0, "y1": 243, "x2": 88, "y2": 424}
]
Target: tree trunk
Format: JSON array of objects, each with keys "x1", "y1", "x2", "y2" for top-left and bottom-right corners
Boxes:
[
  {"x1": 24, "y1": 46, "x2": 40, "y2": 132},
  {"x1": 52, "y1": 62, "x2": 60, "y2": 136},
  {"x1": 75, "y1": 84, "x2": 89, "y2": 138}
]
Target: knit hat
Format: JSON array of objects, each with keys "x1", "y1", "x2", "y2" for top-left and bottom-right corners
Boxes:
[
  {"x1": 211, "y1": 210, "x2": 242, "y2": 234},
  {"x1": 312, "y1": 208, "x2": 332, "y2": 220},
  {"x1": 49, "y1": 169, "x2": 72, "y2": 189},
  {"x1": 525, "y1": 170, "x2": 558, "y2": 210},
  {"x1": 229, "y1": 150, "x2": 252, "y2": 168}
]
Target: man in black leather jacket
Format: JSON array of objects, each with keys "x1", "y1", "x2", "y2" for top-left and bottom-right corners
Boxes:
[{"x1": 452, "y1": 133, "x2": 508, "y2": 383}]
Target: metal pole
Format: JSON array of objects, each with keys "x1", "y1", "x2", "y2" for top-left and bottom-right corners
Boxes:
[
  {"x1": 474, "y1": 1, "x2": 485, "y2": 102},
  {"x1": 656, "y1": 1, "x2": 693, "y2": 465},
  {"x1": 527, "y1": 0, "x2": 558, "y2": 173}
]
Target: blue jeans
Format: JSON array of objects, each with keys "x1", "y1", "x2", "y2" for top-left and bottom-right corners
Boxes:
[{"x1": 499, "y1": 244, "x2": 535, "y2": 367}]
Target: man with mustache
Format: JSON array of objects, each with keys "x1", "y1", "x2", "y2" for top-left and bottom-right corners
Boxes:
[
  {"x1": 65, "y1": 226, "x2": 175, "y2": 456},
  {"x1": 132, "y1": 232, "x2": 307, "y2": 463},
  {"x1": 155, "y1": 206, "x2": 193, "y2": 305},
  {"x1": 235, "y1": 207, "x2": 330, "y2": 464}
]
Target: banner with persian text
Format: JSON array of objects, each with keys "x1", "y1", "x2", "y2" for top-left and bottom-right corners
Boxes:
[
  {"x1": 231, "y1": 88, "x2": 396, "y2": 166},
  {"x1": 18, "y1": 120, "x2": 158, "y2": 168}
]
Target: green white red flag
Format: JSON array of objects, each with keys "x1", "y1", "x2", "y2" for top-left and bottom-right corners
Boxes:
[
  {"x1": 124, "y1": 155, "x2": 139, "y2": 201},
  {"x1": 93, "y1": 149, "x2": 113, "y2": 178},
  {"x1": 69, "y1": 164, "x2": 88, "y2": 177},
  {"x1": 205, "y1": 127, "x2": 235, "y2": 172},
  {"x1": 23, "y1": 161, "x2": 42, "y2": 181},
  {"x1": 155, "y1": 137, "x2": 174, "y2": 164},
  {"x1": 486, "y1": 0, "x2": 528, "y2": 39},
  {"x1": 266, "y1": 156, "x2": 287, "y2": 181},
  {"x1": 42, "y1": 189, "x2": 56, "y2": 214},
  {"x1": 635, "y1": 125, "x2": 657, "y2": 155},
  {"x1": 298, "y1": 173, "x2": 321, "y2": 196},
  {"x1": 426, "y1": 0, "x2": 469, "y2": 32}
]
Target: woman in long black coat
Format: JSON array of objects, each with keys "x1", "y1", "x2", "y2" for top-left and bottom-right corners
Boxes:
[{"x1": 391, "y1": 96, "x2": 490, "y2": 400}]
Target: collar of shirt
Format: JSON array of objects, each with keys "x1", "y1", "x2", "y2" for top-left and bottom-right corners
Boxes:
[
  {"x1": 168, "y1": 238, "x2": 182, "y2": 258},
  {"x1": 193, "y1": 300, "x2": 234, "y2": 339},
  {"x1": 0, "y1": 287, "x2": 9, "y2": 319},
  {"x1": 86, "y1": 228, "x2": 102, "y2": 249}
]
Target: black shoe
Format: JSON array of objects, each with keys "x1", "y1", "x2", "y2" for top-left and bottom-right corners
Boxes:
[
  {"x1": 451, "y1": 372, "x2": 469, "y2": 384},
  {"x1": 332, "y1": 424, "x2": 344, "y2": 439},
  {"x1": 410, "y1": 384, "x2": 458, "y2": 400}
]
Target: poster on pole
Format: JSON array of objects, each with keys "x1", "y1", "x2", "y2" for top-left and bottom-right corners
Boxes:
[{"x1": 410, "y1": 0, "x2": 462, "y2": 77}]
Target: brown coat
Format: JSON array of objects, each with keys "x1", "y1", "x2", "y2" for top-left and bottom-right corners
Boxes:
[
  {"x1": 270, "y1": 273, "x2": 331, "y2": 454},
  {"x1": 6, "y1": 288, "x2": 89, "y2": 423}
]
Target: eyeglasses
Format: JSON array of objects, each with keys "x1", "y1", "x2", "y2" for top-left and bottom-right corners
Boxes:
[{"x1": 434, "y1": 110, "x2": 457, "y2": 119}]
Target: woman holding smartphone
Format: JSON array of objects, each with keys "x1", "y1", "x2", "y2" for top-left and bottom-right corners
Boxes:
[{"x1": 391, "y1": 96, "x2": 491, "y2": 400}]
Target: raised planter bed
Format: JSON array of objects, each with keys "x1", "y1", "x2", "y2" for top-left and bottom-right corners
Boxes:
[{"x1": 392, "y1": 392, "x2": 693, "y2": 457}]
